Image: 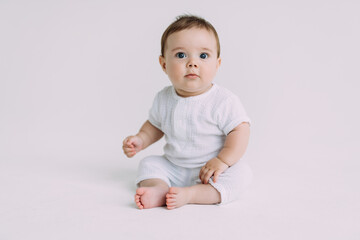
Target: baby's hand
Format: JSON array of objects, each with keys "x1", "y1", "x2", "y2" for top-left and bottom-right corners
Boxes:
[
  {"x1": 122, "y1": 135, "x2": 143, "y2": 158},
  {"x1": 199, "y1": 157, "x2": 229, "y2": 184}
]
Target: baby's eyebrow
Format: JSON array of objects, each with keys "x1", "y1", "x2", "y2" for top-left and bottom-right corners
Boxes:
[
  {"x1": 170, "y1": 47, "x2": 214, "y2": 53},
  {"x1": 171, "y1": 47, "x2": 185, "y2": 52},
  {"x1": 201, "y1": 48, "x2": 213, "y2": 53}
]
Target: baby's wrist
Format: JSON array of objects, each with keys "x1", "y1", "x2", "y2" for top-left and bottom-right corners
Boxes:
[
  {"x1": 215, "y1": 157, "x2": 230, "y2": 168},
  {"x1": 134, "y1": 133, "x2": 145, "y2": 149}
]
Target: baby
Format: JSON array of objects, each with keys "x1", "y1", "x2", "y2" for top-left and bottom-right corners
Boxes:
[{"x1": 123, "y1": 15, "x2": 253, "y2": 210}]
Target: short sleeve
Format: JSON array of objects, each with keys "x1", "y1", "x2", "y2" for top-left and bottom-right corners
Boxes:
[
  {"x1": 148, "y1": 92, "x2": 162, "y2": 130},
  {"x1": 216, "y1": 95, "x2": 251, "y2": 135}
]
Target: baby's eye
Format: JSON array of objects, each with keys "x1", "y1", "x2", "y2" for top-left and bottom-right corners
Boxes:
[
  {"x1": 200, "y1": 53, "x2": 208, "y2": 59},
  {"x1": 176, "y1": 52, "x2": 186, "y2": 58}
]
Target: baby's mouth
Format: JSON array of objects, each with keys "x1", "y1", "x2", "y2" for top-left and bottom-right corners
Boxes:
[{"x1": 185, "y1": 74, "x2": 199, "y2": 79}]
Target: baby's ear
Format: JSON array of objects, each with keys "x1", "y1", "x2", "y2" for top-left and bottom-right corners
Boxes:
[
  {"x1": 216, "y1": 57, "x2": 222, "y2": 70},
  {"x1": 159, "y1": 55, "x2": 167, "y2": 73}
]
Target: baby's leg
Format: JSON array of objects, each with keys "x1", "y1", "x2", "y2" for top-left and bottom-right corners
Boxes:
[
  {"x1": 135, "y1": 178, "x2": 169, "y2": 210},
  {"x1": 165, "y1": 184, "x2": 220, "y2": 210},
  {"x1": 209, "y1": 161, "x2": 253, "y2": 204}
]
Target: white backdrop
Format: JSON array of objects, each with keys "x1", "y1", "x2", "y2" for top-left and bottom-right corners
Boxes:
[{"x1": 1, "y1": 0, "x2": 359, "y2": 239}]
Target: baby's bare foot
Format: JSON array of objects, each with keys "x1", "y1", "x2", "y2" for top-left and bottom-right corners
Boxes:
[
  {"x1": 134, "y1": 187, "x2": 167, "y2": 210},
  {"x1": 166, "y1": 187, "x2": 192, "y2": 210}
]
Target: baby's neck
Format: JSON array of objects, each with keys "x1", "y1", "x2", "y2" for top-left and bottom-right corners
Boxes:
[{"x1": 174, "y1": 84, "x2": 213, "y2": 98}]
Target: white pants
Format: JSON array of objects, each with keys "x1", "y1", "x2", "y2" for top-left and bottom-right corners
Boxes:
[{"x1": 136, "y1": 155, "x2": 253, "y2": 204}]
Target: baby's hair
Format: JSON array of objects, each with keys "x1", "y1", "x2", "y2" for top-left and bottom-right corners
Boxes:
[{"x1": 161, "y1": 14, "x2": 220, "y2": 58}]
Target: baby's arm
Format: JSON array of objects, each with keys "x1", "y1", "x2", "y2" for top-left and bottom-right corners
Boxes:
[
  {"x1": 123, "y1": 120, "x2": 164, "y2": 158},
  {"x1": 199, "y1": 122, "x2": 250, "y2": 184},
  {"x1": 217, "y1": 122, "x2": 250, "y2": 166}
]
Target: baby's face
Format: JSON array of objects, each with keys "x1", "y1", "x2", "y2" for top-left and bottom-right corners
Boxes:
[{"x1": 159, "y1": 27, "x2": 221, "y2": 97}]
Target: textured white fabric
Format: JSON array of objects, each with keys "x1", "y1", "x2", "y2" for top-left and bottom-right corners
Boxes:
[
  {"x1": 136, "y1": 155, "x2": 253, "y2": 204},
  {"x1": 148, "y1": 83, "x2": 251, "y2": 168}
]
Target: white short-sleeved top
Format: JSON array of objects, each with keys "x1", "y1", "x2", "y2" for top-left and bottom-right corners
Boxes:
[{"x1": 148, "y1": 83, "x2": 251, "y2": 168}]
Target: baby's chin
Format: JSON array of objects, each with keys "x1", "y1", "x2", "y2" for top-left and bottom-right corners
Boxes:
[{"x1": 175, "y1": 85, "x2": 213, "y2": 97}]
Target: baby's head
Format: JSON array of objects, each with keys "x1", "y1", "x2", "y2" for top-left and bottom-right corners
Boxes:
[
  {"x1": 159, "y1": 15, "x2": 222, "y2": 97},
  {"x1": 161, "y1": 15, "x2": 220, "y2": 58}
]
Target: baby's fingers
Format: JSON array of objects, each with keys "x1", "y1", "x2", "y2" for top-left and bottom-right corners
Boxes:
[
  {"x1": 124, "y1": 149, "x2": 136, "y2": 158},
  {"x1": 199, "y1": 166, "x2": 206, "y2": 180},
  {"x1": 122, "y1": 144, "x2": 134, "y2": 152},
  {"x1": 123, "y1": 145, "x2": 136, "y2": 157},
  {"x1": 213, "y1": 170, "x2": 222, "y2": 183},
  {"x1": 123, "y1": 136, "x2": 131, "y2": 145},
  {"x1": 203, "y1": 169, "x2": 214, "y2": 184},
  {"x1": 200, "y1": 168, "x2": 211, "y2": 183},
  {"x1": 123, "y1": 136, "x2": 136, "y2": 147}
]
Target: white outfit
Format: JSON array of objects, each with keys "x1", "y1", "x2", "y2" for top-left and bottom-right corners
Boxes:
[
  {"x1": 136, "y1": 155, "x2": 253, "y2": 204},
  {"x1": 136, "y1": 84, "x2": 252, "y2": 204},
  {"x1": 148, "y1": 84, "x2": 251, "y2": 168}
]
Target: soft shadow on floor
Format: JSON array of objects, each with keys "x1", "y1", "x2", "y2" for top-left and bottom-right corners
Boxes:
[{"x1": 60, "y1": 159, "x2": 138, "y2": 193}]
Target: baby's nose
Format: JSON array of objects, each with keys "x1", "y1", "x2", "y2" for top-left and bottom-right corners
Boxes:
[{"x1": 187, "y1": 59, "x2": 198, "y2": 68}]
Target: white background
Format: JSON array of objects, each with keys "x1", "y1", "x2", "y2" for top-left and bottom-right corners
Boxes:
[{"x1": 1, "y1": 0, "x2": 359, "y2": 239}]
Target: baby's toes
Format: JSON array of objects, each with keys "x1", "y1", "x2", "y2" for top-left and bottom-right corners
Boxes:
[
  {"x1": 134, "y1": 194, "x2": 144, "y2": 209},
  {"x1": 136, "y1": 200, "x2": 144, "y2": 209},
  {"x1": 166, "y1": 193, "x2": 175, "y2": 199},
  {"x1": 166, "y1": 201, "x2": 176, "y2": 210},
  {"x1": 166, "y1": 195, "x2": 176, "y2": 209},
  {"x1": 166, "y1": 197, "x2": 176, "y2": 204}
]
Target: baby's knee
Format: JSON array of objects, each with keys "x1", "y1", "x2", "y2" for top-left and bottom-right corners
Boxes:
[
  {"x1": 139, "y1": 155, "x2": 166, "y2": 168},
  {"x1": 211, "y1": 162, "x2": 253, "y2": 204},
  {"x1": 136, "y1": 155, "x2": 172, "y2": 187}
]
